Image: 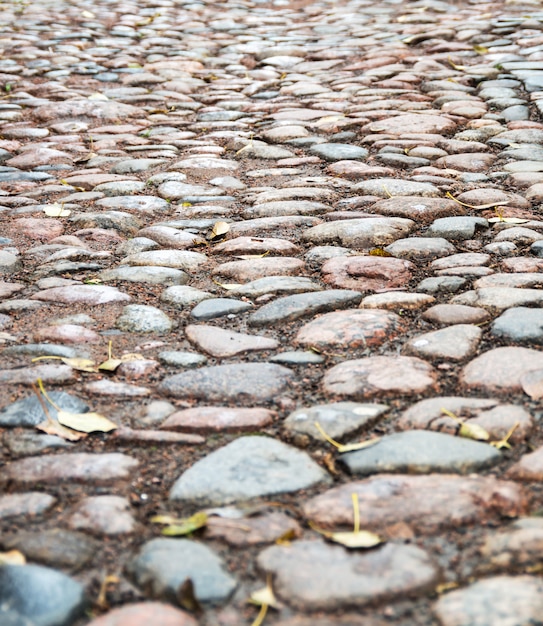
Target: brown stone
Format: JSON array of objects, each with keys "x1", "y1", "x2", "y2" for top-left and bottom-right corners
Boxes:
[
  {"x1": 161, "y1": 407, "x2": 275, "y2": 433},
  {"x1": 33, "y1": 324, "x2": 101, "y2": 344},
  {"x1": 295, "y1": 309, "x2": 405, "y2": 350},
  {"x1": 363, "y1": 113, "x2": 456, "y2": 134},
  {"x1": 206, "y1": 511, "x2": 301, "y2": 546},
  {"x1": 185, "y1": 324, "x2": 278, "y2": 357},
  {"x1": 326, "y1": 161, "x2": 395, "y2": 179},
  {"x1": 461, "y1": 347, "x2": 543, "y2": 393},
  {"x1": 0, "y1": 492, "x2": 56, "y2": 519},
  {"x1": 211, "y1": 236, "x2": 300, "y2": 256},
  {"x1": 321, "y1": 256, "x2": 413, "y2": 291},
  {"x1": 506, "y1": 445, "x2": 543, "y2": 481},
  {"x1": 323, "y1": 356, "x2": 437, "y2": 399},
  {"x1": 68, "y1": 495, "x2": 136, "y2": 535},
  {"x1": 398, "y1": 396, "x2": 533, "y2": 444},
  {"x1": 480, "y1": 519, "x2": 543, "y2": 571},
  {"x1": 86, "y1": 603, "x2": 198, "y2": 626},
  {"x1": 303, "y1": 475, "x2": 527, "y2": 534},
  {"x1": 422, "y1": 304, "x2": 491, "y2": 325},
  {"x1": 434, "y1": 576, "x2": 543, "y2": 626},
  {"x1": 5, "y1": 453, "x2": 139, "y2": 485},
  {"x1": 257, "y1": 540, "x2": 439, "y2": 610},
  {"x1": 212, "y1": 257, "x2": 304, "y2": 282},
  {"x1": 369, "y1": 196, "x2": 462, "y2": 223},
  {"x1": 436, "y1": 153, "x2": 496, "y2": 172},
  {"x1": 12, "y1": 218, "x2": 64, "y2": 241}
]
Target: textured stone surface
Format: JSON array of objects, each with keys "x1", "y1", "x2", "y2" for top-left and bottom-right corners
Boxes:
[
  {"x1": 258, "y1": 541, "x2": 439, "y2": 610},
  {"x1": 170, "y1": 436, "x2": 330, "y2": 504}
]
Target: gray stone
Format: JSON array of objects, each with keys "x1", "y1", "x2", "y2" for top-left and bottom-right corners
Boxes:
[
  {"x1": 405, "y1": 324, "x2": 482, "y2": 361},
  {"x1": 100, "y1": 266, "x2": 189, "y2": 286},
  {"x1": 0, "y1": 392, "x2": 89, "y2": 427},
  {"x1": 284, "y1": 402, "x2": 388, "y2": 441},
  {"x1": 128, "y1": 538, "x2": 237, "y2": 605},
  {"x1": 122, "y1": 250, "x2": 207, "y2": 271},
  {"x1": 258, "y1": 541, "x2": 438, "y2": 610},
  {"x1": 229, "y1": 276, "x2": 322, "y2": 298},
  {"x1": 0, "y1": 250, "x2": 21, "y2": 274},
  {"x1": 160, "y1": 363, "x2": 294, "y2": 403},
  {"x1": 1, "y1": 529, "x2": 99, "y2": 572},
  {"x1": 3, "y1": 431, "x2": 72, "y2": 456},
  {"x1": 425, "y1": 217, "x2": 489, "y2": 240},
  {"x1": 0, "y1": 493, "x2": 56, "y2": 520},
  {"x1": 353, "y1": 178, "x2": 440, "y2": 197},
  {"x1": 385, "y1": 237, "x2": 456, "y2": 261},
  {"x1": 303, "y1": 217, "x2": 414, "y2": 249},
  {"x1": 309, "y1": 143, "x2": 368, "y2": 161},
  {"x1": 434, "y1": 576, "x2": 543, "y2": 626},
  {"x1": 340, "y1": 430, "x2": 500, "y2": 476},
  {"x1": 418, "y1": 276, "x2": 467, "y2": 294},
  {"x1": 269, "y1": 351, "x2": 325, "y2": 365},
  {"x1": 0, "y1": 564, "x2": 86, "y2": 626},
  {"x1": 452, "y1": 287, "x2": 543, "y2": 311},
  {"x1": 70, "y1": 211, "x2": 141, "y2": 235},
  {"x1": 248, "y1": 290, "x2": 362, "y2": 327},
  {"x1": 170, "y1": 436, "x2": 330, "y2": 505},
  {"x1": 115, "y1": 304, "x2": 173, "y2": 333},
  {"x1": 491, "y1": 307, "x2": 543, "y2": 343},
  {"x1": 96, "y1": 195, "x2": 169, "y2": 214},
  {"x1": 161, "y1": 286, "x2": 213, "y2": 308},
  {"x1": 158, "y1": 351, "x2": 207, "y2": 368},
  {"x1": 190, "y1": 298, "x2": 252, "y2": 320},
  {"x1": 94, "y1": 181, "x2": 146, "y2": 196}
]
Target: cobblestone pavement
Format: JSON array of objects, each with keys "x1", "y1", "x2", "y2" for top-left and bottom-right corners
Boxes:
[{"x1": 5, "y1": 0, "x2": 543, "y2": 623}]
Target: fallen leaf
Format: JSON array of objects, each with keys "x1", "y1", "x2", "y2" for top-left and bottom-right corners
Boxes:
[
  {"x1": 98, "y1": 358, "x2": 123, "y2": 372},
  {"x1": 0, "y1": 331, "x2": 16, "y2": 342},
  {"x1": 57, "y1": 410, "x2": 117, "y2": 433},
  {"x1": 445, "y1": 192, "x2": 509, "y2": 210},
  {"x1": 43, "y1": 204, "x2": 71, "y2": 217},
  {"x1": 88, "y1": 92, "x2": 109, "y2": 101},
  {"x1": 209, "y1": 221, "x2": 230, "y2": 241},
  {"x1": 473, "y1": 44, "x2": 489, "y2": 54},
  {"x1": 369, "y1": 247, "x2": 392, "y2": 257},
  {"x1": 177, "y1": 578, "x2": 202, "y2": 614},
  {"x1": 236, "y1": 252, "x2": 270, "y2": 260},
  {"x1": 153, "y1": 511, "x2": 208, "y2": 536},
  {"x1": 458, "y1": 421, "x2": 490, "y2": 441},
  {"x1": 490, "y1": 422, "x2": 520, "y2": 450},
  {"x1": 120, "y1": 352, "x2": 145, "y2": 362},
  {"x1": 488, "y1": 217, "x2": 529, "y2": 224},
  {"x1": 314, "y1": 421, "x2": 381, "y2": 453},
  {"x1": 447, "y1": 57, "x2": 466, "y2": 70},
  {"x1": 37, "y1": 418, "x2": 87, "y2": 441},
  {"x1": 328, "y1": 530, "x2": 383, "y2": 548},
  {"x1": 0, "y1": 550, "x2": 26, "y2": 565},
  {"x1": 32, "y1": 356, "x2": 97, "y2": 373},
  {"x1": 96, "y1": 574, "x2": 119, "y2": 609},
  {"x1": 249, "y1": 582, "x2": 280, "y2": 610},
  {"x1": 81, "y1": 10, "x2": 95, "y2": 18}
]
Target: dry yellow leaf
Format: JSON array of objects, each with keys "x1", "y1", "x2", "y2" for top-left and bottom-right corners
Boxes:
[
  {"x1": 0, "y1": 550, "x2": 26, "y2": 565},
  {"x1": 209, "y1": 221, "x2": 230, "y2": 241},
  {"x1": 56, "y1": 410, "x2": 117, "y2": 433},
  {"x1": 98, "y1": 358, "x2": 123, "y2": 372},
  {"x1": 32, "y1": 356, "x2": 97, "y2": 373},
  {"x1": 43, "y1": 205, "x2": 71, "y2": 217},
  {"x1": 314, "y1": 421, "x2": 381, "y2": 453},
  {"x1": 37, "y1": 418, "x2": 87, "y2": 441},
  {"x1": 488, "y1": 217, "x2": 529, "y2": 224}
]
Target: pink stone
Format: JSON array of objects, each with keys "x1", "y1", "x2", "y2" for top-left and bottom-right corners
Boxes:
[
  {"x1": 323, "y1": 356, "x2": 437, "y2": 398},
  {"x1": 86, "y1": 603, "x2": 198, "y2": 626},
  {"x1": 161, "y1": 406, "x2": 275, "y2": 432},
  {"x1": 322, "y1": 256, "x2": 413, "y2": 291},
  {"x1": 11, "y1": 218, "x2": 64, "y2": 241},
  {"x1": 33, "y1": 324, "x2": 101, "y2": 344}
]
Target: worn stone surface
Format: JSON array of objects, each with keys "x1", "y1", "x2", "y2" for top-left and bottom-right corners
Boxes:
[
  {"x1": 303, "y1": 475, "x2": 527, "y2": 534},
  {"x1": 128, "y1": 538, "x2": 237, "y2": 605},
  {"x1": 170, "y1": 436, "x2": 330, "y2": 505},
  {"x1": 258, "y1": 541, "x2": 439, "y2": 610}
]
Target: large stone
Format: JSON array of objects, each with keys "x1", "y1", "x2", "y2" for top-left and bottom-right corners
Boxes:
[
  {"x1": 170, "y1": 436, "x2": 330, "y2": 505},
  {"x1": 34, "y1": 98, "x2": 139, "y2": 121},
  {"x1": 303, "y1": 218, "x2": 414, "y2": 249},
  {"x1": 283, "y1": 402, "x2": 388, "y2": 442},
  {"x1": 86, "y1": 603, "x2": 197, "y2": 626},
  {"x1": 370, "y1": 196, "x2": 461, "y2": 223},
  {"x1": 321, "y1": 256, "x2": 413, "y2": 291},
  {"x1": 461, "y1": 347, "x2": 543, "y2": 393},
  {"x1": 30, "y1": 285, "x2": 130, "y2": 305},
  {"x1": 0, "y1": 392, "x2": 88, "y2": 427},
  {"x1": 257, "y1": 540, "x2": 438, "y2": 610},
  {"x1": 303, "y1": 475, "x2": 527, "y2": 534},
  {"x1": 5, "y1": 453, "x2": 139, "y2": 485},
  {"x1": 404, "y1": 324, "x2": 482, "y2": 361},
  {"x1": 323, "y1": 356, "x2": 437, "y2": 398},
  {"x1": 159, "y1": 363, "x2": 294, "y2": 403},
  {"x1": 363, "y1": 114, "x2": 456, "y2": 134},
  {"x1": 295, "y1": 309, "x2": 405, "y2": 350},
  {"x1": 434, "y1": 576, "x2": 543, "y2": 626},
  {"x1": 340, "y1": 430, "x2": 501, "y2": 476},
  {"x1": 127, "y1": 538, "x2": 237, "y2": 605},
  {"x1": 0, "y1": 564, "x2": 86, "y2": 626},
  {"x1": 185, "y1": 324, "x2": 278, "y2": 357}
]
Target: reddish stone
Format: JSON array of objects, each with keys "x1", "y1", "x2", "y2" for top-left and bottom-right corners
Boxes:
[
  {"x1": 295, "y1": 309, "x2": 405, "y2": 350},
  {"x1": 506, "y1": 446, "x2": 543, "y2": 481},
  {"x1": 206, "y1": 511, "x2": 301, "y2": 545},
  {"x1": 322, "y1": 256, "x2": 413, "y2": 291},
  {"x1": 86, "y1": 603, "x2": 197, "y2": 626},
  {"x1": 303, "y1": 475, "x2": 527, "y2": 534},
  {"x1": 33, "y1": 324, "x2": 101, "y2": 344},
  {"x1": 160, "y1": 407, "x2": 275, "y2": 433},
  {"x1": 323, "y1": 356, "x2": 437, "y2": 398},
  {"x1": 11, "y1": 218, "x2": 64, "y2": 241}
]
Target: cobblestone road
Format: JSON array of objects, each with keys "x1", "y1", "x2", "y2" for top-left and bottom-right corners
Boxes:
[{"x1": 2, "y1": 0, "x2": 543, "y2": 623}]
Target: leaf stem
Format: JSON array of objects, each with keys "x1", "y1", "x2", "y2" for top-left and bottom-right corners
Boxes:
[{"x1": 352, "y1": 493, "x2": 360, "y2": 534}]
